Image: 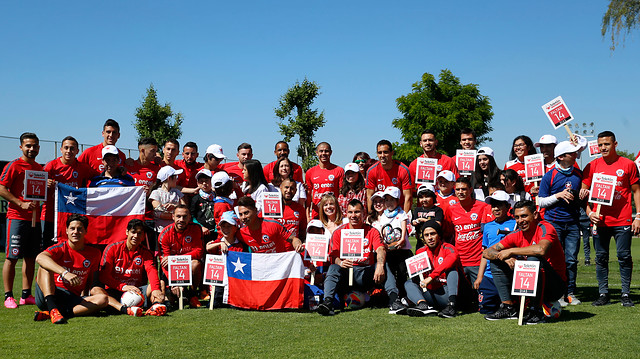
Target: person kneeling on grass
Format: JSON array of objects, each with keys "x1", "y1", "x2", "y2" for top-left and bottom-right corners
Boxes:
[
  {"x1": 404, "y1": 221, "x2": 463, "y2": 318},
  {"x1": 33, "y1": 214, "x2": 108, "y2": 324},
  {"x1": 482, "y1": 200, "x2": 567, "y2": 324},
  {"x1": 91, "y1": 219, "x2": 167, "y2": 317}
]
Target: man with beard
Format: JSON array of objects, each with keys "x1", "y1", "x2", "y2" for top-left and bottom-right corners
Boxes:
[{"x1": 366, "y1": 140, "x2": 412, "y2": 213}]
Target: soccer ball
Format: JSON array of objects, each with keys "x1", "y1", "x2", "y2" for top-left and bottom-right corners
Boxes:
[
  {"x1": 120, "y1": 291, "x2": 144, "y2": 307},
  {"x1": 343, "y1": 291, "x2": 369, "y2": 310},
  {"x1": 542, "y1": 300, "x2": 562, "y2": 319}
]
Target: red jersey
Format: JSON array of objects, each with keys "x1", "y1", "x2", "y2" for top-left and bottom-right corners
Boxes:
[
  {"x1": 504, "y1": 159, "x2": 535, "y2": 192},
  {"x1": 221, "y1": 162, "x2": 244, "y2": 186},
  {"x1": 0, "y1": 158, "x2": 44, "y2": 221},
  {"x1": 100, "y1": 240, "x2": 161, "y2": 292},
  {"x1": 46, "y1": 241, "x2": 101, "y2": 296},
  {"x1": 444, "y1": 200, "x2": 492, "y2": 267},
  {"x1": 236, "y1": 218, "x2": 291, "y2": 253},
  {"x1": 416, "y1": 242, "x2": 461, "y2": 290},
  {"x1": 499, "y1": 220, "x2": 567, "y2": 282},
  {"x1": 263, "y1": 160, "x2": 304, "y2": 183},
  {"x1": 41, "y1": 158, "x2": 95, "y2": 222},
  {"x1": 159, "y1": 222, "x2": 204, "y2": 259},
  {"x1": 582, "y1": 156, "x2": 640, "y2": 227},
  {"x1": 275, "y1": 201, "x2": 307, "y2": 249},
  {"x1": 125, "y1": 161, "x2": 160, "y2": 188},
  {"x1": 78, "y1": 143, "x2": 126, "y2": 173},
  {"x1": 305, "y1": 164, "x2": 344, "y2": 215},
  {"x1": 366, "y1": 161, "x2": 412, "y2": 205},
  {"x1": 409, "y1": 153, "x2": 459, "y2": 189},
  {"x1": 175, "y1": 159, "x2": 203, "y2": 188},
  {"x1": 436, "y1": 192, "x2": 458, "y2": 214},
  {"x1": 329, "y1": 223, "x2": 383, "y2": 266}
]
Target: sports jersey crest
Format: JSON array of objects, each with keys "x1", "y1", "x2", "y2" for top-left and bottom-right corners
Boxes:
[
  {"x1": 185, "y1": 236, "x2": 192, "y2": 243},
  {"x1": 392, "y1": 178, "x2": 398, "y2": 184},
  {"x1": 83, "y1": 259, "x2": 91, "y2": 268},
  {"x1": 438, "y1": 257, "x2": 443, "y2": 264},
  {"x1": 470, "y1": 213, "x2": 478, "y2": 221},
  {"x1": 616, "y1": 169, "x2": 624, "y2": 177},
  {"x1": 73, "y1": 171, "x2": 78, "y2": 178},
  {"x1": 328, "y1": 174, "x2": 334, "y2": 181},
  {"x1": 134, "y1": 257, "x2": 142, "y2": 265},
  {"x1": 262, "y1": 235, "x2": 270, "y2": 243}
]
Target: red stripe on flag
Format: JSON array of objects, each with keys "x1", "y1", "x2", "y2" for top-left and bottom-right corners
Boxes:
[
  {"x1": 227, "y1": 277, "x2": 304, "y2": 310},
  {"x1": 57, "y1": 213, "x2": 145, "y2": 245}
]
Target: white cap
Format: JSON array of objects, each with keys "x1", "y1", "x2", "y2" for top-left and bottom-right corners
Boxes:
[
  {"x1": 382, "y1": 186, "x2": 400, "y2": 199},
  {"x1": 485, "y1": 190, "x2": 511, "y2": 207},
  {"x1": 195, "y1": 169, "x2": 212, "y2": 180},
  {"x1": 101, "y1": 145, "x2": 119, "y2": 158},
  {"x1": 436, "y1": 170, "x2": 456, "y2": 182},
  {"x1": 371, "y1": 191, "x2": 385, "y2": 200},
  {"x1": 417, "y1": 183, "x2": 436, "y2": 195},
  {"x1": 211, "y1": 171, "x2": 231, "y2": 189},
  {"x1": 344, "y1": 163, "x2": 360, "y2": 173},
  {"x1": 534, "y1": 135, "x2": 557, "y2": 147},
  {"x1": 307, "y1": 219, "x2": 324, "y2": 230},
  {"x1": 219, "y1": 211, "x2": 239, "y2": 226},
  {"x1": 157, "y1": 166, "x2": 183, "y2": 182},
  {"x1": 477, "y1": 146, "x2": 494, "y2": 157},
  {"x1": 554, "y1": 140, "x2": 583, "y2": 158},
  {"x1": 206, "y1": 144, "x2": 227, "y2": 159}
]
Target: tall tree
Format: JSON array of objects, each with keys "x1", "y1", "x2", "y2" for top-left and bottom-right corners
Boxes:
[
  {"x1": 133, "y1": 84, "x2": 183, "y2": 149},
  {"x1": 275, "y1": 79, "x2": 326, "y2": 171},
  {"x1": 602, "y1": 0, "x2": 640, "y2": 50},
  {"x1": 392, "y1": 70, "x2": 493, "y2": 163}
]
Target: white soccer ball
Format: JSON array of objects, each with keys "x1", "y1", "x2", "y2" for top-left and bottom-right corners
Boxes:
[{"x1": 120, "y1": 290, "x2": 143, "y2": 307}]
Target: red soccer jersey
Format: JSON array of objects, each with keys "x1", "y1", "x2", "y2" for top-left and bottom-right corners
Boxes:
[
  {"x1": 159, "y1": 223, "x2": 204, "y2": 259},
  {"x1": 275, "y1": 202, "x2": 307, "y2": 249},
  {"x1": 409, "y1": 153, "x2": 459, "y2": 189},
  {"x1": 41, "y1": 158, "x2": 96, "y2": 222},
  {"x1": 46, "y1": 241, "x2": 101, "y2": 296},
  {"x1": 444, "y1": 200, "x2": 492, "y2": 267},
  {"x1": 221, "y1": 162, "x2": 244, "y2": 186},
  {"x1": 499, "y1": 220, "x2": 567, "y2": 282},
  {"x1": 366, "y1": 161, "x2": 412, "y2": 205},
  {"x1": 436, "y1": 192, "x2": 458, "y2": 214},
  {"x1": 78, "y1": 143, "x2": 127, "y2": 173},
  {"x1": 125, "y1": 161, "x2": 160, "y2": 188},
  {"x1": 100, "y1": 240, "x2": 161, "y2": 292},
  {"x1": 263, "y1": 160, "x2": 304, "y2": 183},
  {"x1": 0, "y1": 158, "x2": 44, "y2": 221},
  {"x1": 328, "y1": 223, "x2": 383, "y2": 267},
  {"x1": 305, "y1": 164, "x2": 344, "y2": 215},
  {"x1": 416, "y1": 242, "x2": 461, "y2": 290},
  {"x1": 582, "y1": 156, "x2": 640, "y2": 227},
  {"x1": 504, "y1": 159, "x2": 535, "y2": 192},
  {"x1": 175, "y1": 159, "x2": 204, "y2": 189},
  {"x1": 237, "y1": 218, "x2": 292, "y2": 253}
]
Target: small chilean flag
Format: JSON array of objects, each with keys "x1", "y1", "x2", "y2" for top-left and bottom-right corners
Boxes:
[
  {"x1": 224, "y1": 251, "x2": 304, "y2": 310},
  {"x1": 54, "y1": 183, "x2": 145, "y2": 245}
]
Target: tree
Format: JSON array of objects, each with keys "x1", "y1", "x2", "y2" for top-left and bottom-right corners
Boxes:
[
  {"x1": 602, "y1": 0, "x2": 640, "y2": 50},
  {"x1": 617, "y1": 148, "x2": 637, "y2": 160},
  {"x1": 133, "y1": 84, "x2": 183, "y2": 150},
  {"x1": 392, "y1": 69, "x2": 493, "y2": 163},
  {"x1": 275, "y1": 79, "x2": 326, "y2": 171}
]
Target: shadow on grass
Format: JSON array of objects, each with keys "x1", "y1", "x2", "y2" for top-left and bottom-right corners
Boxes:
[{"x1": 556, "y1": 309, "x2": 596, "y2": 322}]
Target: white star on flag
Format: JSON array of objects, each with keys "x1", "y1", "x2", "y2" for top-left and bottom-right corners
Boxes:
[
  {"x1": 64, "y1": 193, "x2": 78, "y2": 205},
  {"x1": 232, "y1": 257, "x2": 246, "y2": 274}
]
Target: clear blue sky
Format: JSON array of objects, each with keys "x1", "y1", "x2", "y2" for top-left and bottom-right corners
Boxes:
[{"x1": 1, "y1": 1, "x2": 638, "y2": 169}]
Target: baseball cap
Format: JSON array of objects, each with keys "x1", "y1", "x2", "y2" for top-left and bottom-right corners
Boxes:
[
  {"x1": 101, "y1": 145, "x2": 119, "y2": 158},
  {"x1": 344, "y1": 163, "x2": 359, "y2": 173},
  {"x1": 206, "y1": 144, "x2": 227, "y2": 159},
  {"x1": 307, "y1": 219, "x2": 324, "y2": 230},
  {"x1": 371, "y1": 191, "x2": 384, "y2": 200},
  {"x1": 485, "y1": 190, "x2": 511, "y2": 207},
  {"x1": 382, "y1": 186, "x2": 400, "y2": 199},
  {"x1": 157, "y1": 166, "x2": 183, "y2": 182},
  {"x1": 477, "y1": 147, "x2": 494, "y2": 157},
  {"x1": 219, "y1": 211, "x2": 239, "y2": 226},
  {"x1": 436, "y1": 170, "x2": 456, "y2": 182},
  {"x1": 211, "y1": 171, "x2": 231, "y2": 189},
  {"x1": 534, "y1": 135, "x2": 557, "y2": 147},
  {"x1": 554, "y1": 140, "x2": 583, "y2": 158},
  {"x1": 195, "y1": 169, "x2": 212, "y2": 180},
  {"x1": 417, "y1": 183, "x2": 436, "y2": 195}
]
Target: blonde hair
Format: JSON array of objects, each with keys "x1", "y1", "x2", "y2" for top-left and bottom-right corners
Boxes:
[{"x1": 317, "y1": 194, "x2": 343, "y2": 227}]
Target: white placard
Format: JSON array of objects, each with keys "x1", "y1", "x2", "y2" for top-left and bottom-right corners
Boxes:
[
  {"x1": 203, "y1": 254, "x2": 226, "y2": 286},
  {"x1": 415, "y1": 157, "x2": 438, "y2": 185},
  {"x1": 168, "y1": 255, "x2": 192, "y2": 286},
  {"x1": 511, "y1": 260, "x2": 540, "y2": 297},
  {"x1": 588, "y1": 173, "x2": 616, "y2": 206},
  {"x1": 261, "y1": 191, "x2": 283, "y2": 218},
  {"x1": 304, "y1": 233, "x2": 331, "y2": 262},
  {"x1": 405, "y1": 252, "x2": 432, "y2": 278},
  {"x1": 23, "y1": 170, "x2": 48, "y2": 201},
  {"x1": 339, "y1": 229, "x2": 365, "y2": 260},
  {"x1": 541, "y1": 96, "x2": 574, "y2": 129},
  {"x1": 456, "y1": 150, "x2": 476, "y2": 176}
]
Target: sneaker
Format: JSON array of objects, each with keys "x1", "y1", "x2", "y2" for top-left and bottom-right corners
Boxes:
[
  {"x1": 388, "y1": 299, "x2": 407, "y2": 315},
  {"x1": 50, "y1": 308, "x2": 66, "y2": 324},
  {"x1": 4, "y1": 297, "x2": 18, "y2": 309},
  {"x1": 199, "y1": 290, "x2": 210, "y2": 301},
  {"x1": 558, "y1": 297, "x2": 569, "y2": 307},
  {"x1": 19, "y1": 295, "x2": 36, "y2": 305},
  {"x1": 189, "y1": 296, "x2": 202, "y2": 308},
  {"x1": 621, "y1": 294, "x2": 634, "y2": 307},
  {"x1": 484, "y1": 303, "x2": 518, "y2": 321},
  {"x1": 525, "y1": 308, "x2": 546, "y2": 325},
  {"x1": 33, "y1": 311, "x2": 50, "y2": 321},
  {"x1": 145, "y1": 303, "x2": 168, "y2": 316},
  {"x1": 316, "y1": 299, "x2": 335, "y2": 316},
  {"x1": 407, "y1": 302, "x2": 438, "y2": 317},
  {"x1": 567, "y1": 293, "x2": 581, "y2": 305},
  {"x1": 592, "y1": 294, "x2": 610, "y2": 306},
  {"x1": 127, "y1": 306, "x2": 144, "y2": 317},
  {"x1": 438, "y1": 303, "x2": 457, "y2": 318}
]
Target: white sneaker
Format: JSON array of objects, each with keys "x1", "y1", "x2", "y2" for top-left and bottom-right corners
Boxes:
[{"x1": 567, "y1": 294, "x2": 581, "y2": 305}]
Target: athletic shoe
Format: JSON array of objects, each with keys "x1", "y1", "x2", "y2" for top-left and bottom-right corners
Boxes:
[
  {"x1": 19, "y1": 295, "x2": 36, "y2": 305},
  {"x1": 567, "y1": 293, "x2": 581, "y2": 305},
  {"x1": 438, "y1": 303, "x2": 457, "y2": 318},
  {"x1": 621, "y1": 293, "x2": 634, "y2": 307},
  {"x1": 316, "y1": 299, "x2": 334, "y2": 316},
  {"x1": 4, "y1": 297, "x2": 18, "y2": 309},
  {"x1": 484, "y1": 303, "x2": 518, "y2": 321},
  {"x1": 189, "y1": 296, "x2": 202, "y2": 308},
  {"x1": 407, "y1": 302, "x2": 438, "y2": 317},
  {"x1": 33, "y1": 311, "x2": 50, "y2": 321},
  {"x1": 558, "y1": 297, "x2": 569, "y2": 307},
  {"x1": 525, "y1": 309, "x2": 547, "y2": 325},
  {"x1": 199, "y1": 290, "x2": 210, "y2": 301},
  {"x1": 50, "y1": 308, "x2": 66, "y2": 324},
  {"x1": 592, "y1": 294, "x2": 610, "y2": 306},
  {"x1": 145, "y1": 303, "x2": 168, "y2": 316},
  {"x1": 388, "y1": 299, "x2": 407, "y2": 315},
  {"x1": 127, "y1": 306, "x2": 144, "y2": 317}
]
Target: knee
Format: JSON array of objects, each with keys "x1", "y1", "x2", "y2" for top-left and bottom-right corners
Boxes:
[
  {"x1": 90, "y1": 286, "x2": 106, "y2": 296},
  {"x1": 95, "y1": 294, "x2": 109, "y2": 308}
]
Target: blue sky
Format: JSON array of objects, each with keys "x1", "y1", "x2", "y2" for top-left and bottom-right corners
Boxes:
[{"x1": 1, "y1": 1, "x2": 638, "y2": 169}]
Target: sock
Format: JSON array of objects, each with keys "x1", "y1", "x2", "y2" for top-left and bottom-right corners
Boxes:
[
  {"x1": 44, "y1": 295, "x2": 57, "y2": 312},
  {"x1": 21, "y1": 289, "x2": 31, "y2": 299},
  {"x1": 120, "y1": 305, "x2": 129, "y2": 314},
  {"x1": 388, "y1": 292, "x2": 398, "y2": 305},
  {"x1": 5, "y1": 291, "x2": 13, "y2": 300}
]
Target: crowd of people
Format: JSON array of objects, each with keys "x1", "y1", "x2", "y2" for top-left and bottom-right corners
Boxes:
[{"x1": 1, "y1": 119, "x2": 639, "y2": 325}]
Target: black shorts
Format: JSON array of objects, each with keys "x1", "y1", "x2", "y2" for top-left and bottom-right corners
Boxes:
[
  {"x1": 35, "y1": 283, "x2": 83, "y2": 318},
  {"x1": 6, "y1": 219, "x2": 42, "y2": 259}
]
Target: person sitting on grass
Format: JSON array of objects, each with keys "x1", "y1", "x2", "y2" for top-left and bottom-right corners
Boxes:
[{"x1": 33, "y1": 214, "x2": 108, "y2": 324}]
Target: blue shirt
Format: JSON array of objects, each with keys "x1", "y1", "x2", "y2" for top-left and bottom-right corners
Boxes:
[
  {"x1": 482, "y1": 218, "x2": 516, "y2": 278},
  {"x1": 539, "y1": 166, "x2": 582, "y2": 223}
]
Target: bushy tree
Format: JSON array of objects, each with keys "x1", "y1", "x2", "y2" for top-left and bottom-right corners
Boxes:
[
  {"x1": 602, "y1": 0, "x2": 640, "y2": 50},
  {"x1": 133, "y1": 84, "x2": 183, "y2": 149}
]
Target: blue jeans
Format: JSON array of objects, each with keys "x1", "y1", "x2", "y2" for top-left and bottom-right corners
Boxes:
[
  {"x1": 578, "y1": 208, "x2": 591, "y2": 260},
  {"x1": 593, "y1": 226, "x2": 633, "y2": 294},
  {"x1": 549, "y1": 221, "x2": 580, "y2": 294},
  {"x1": 404, "y1": 271, "x2": 459, "y2": 309},
  {"x1": 323, "y1": 263, "x2": 398, "y2": 305}
]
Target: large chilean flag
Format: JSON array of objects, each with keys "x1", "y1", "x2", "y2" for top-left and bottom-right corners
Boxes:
[
  {"x1": 54, "y1": 183, "x2": 146, "y2": 245},
  {"x1": 224, "y1": 251, "x2": 304, "y2": 310}
]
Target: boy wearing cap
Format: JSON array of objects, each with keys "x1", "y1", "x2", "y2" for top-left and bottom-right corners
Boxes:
[
  {"x1": 190, "y1": 169, "x2": 217, "y2": 241},
  {"x1": 78, "y1": 119, "x2": 127, "y2": 173},
  {"x1": 88, "y1": 145, "x2": 135, "y2": 187},
  {"x1": 150, "y1": 166, "x2": 186, "y2": 232},
  {"x1": 410, "y1": 183, "x2": 443, "y2": 251},
  {"x1": 435, "y1": 170, "x2": 458, "y2": 215},
  {"x1": 202, "y1": 144, "x2": 227, "y2": 173}
]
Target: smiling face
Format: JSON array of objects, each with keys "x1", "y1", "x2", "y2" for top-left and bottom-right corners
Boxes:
[
  {"x1": 514, "y1": 206, "x2": 538, "y2": 233},
  {"x1": 323, "y1": 198, "x2": 337, "y2": 218},
  {"x1": 126, "y1": 225, "x2": 146, "y2": 249},
  {"x1": 347, "y1": 203, "x2": 364, "y2": 228},
  {"x1": 66, "y1": 220, "x2": 87, "y2": 245},
  {"x1": 478, "y1": 154, "x2": 490, "y2": 171},
  {"x1": 60, "y1": 139, "x2": 79, "y2": 163},
  {"x1": 275, "y1": 143, "x2": 290, "y2": 159},
  {"x1": 420, "y1": 133, "x2": 437, "y2": 154},
  {"x1": 513, "y1": 139, "x2": 528, "y2": 160},
  {"x1": 238, "y1": 205, "x2": 257, "y2": 226},
  {"x1": 20, "y1": 138, "x2": 40, "y2": 160},
  {"x1": 280, "y1": 179, "x2": 297, "y2": 201},
  {"x1": 316, "y1": 143, "x2": 332, "y2": 164},
  {"x1": 376, "y1": 144, "x2": 393, "y2": 167},
  {"x1": 460, "y1": 133, "x2": 476, "y2": 150},
  {"x1": 102, "y1": 126, "x2": 120, "y2": 146},
  {"x1": 278, "y1": 160, "x2": 291, "y2": 178},
  {"x1": 372, "y1": 196, "x2": 385, "y2": 214}
]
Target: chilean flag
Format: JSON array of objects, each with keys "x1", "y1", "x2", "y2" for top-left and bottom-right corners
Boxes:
[
  {"x1": 223, "y1": 251, "x2": 304, "y2": 310},
  {"x1": 54, "y1": 183, "x2": 145, "y2": 245}
]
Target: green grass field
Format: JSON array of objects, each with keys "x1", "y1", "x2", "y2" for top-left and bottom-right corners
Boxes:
[{"x1": 2, "y1": 239, "x2": 640, "y2": 358}]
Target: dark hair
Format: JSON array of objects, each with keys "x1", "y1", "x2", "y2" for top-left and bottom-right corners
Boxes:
[
  {"x1": 183, "y1": 141, "x2": 198, "y2": 151},
  {"x1": 316, "y1": 142, "x2": 331, "y2": 151},
  {"x1": 367, "y1": 195, "x2": 384, "y2": 224},
  {"x1": 127, "y1": 219, "x2": 146, "y2": 231},
  {"x1": 237, "y1": 196, "x2": 257, "y2": 210},
  {"x1": 472, "y1": 153, "x2": 500, "y2": 196},
  {"x1": 514, "y1": 200, "x2": 536, "y2": 214},
  {"x1": 422, "y1": 220, "x2": 442, "y2": 238},
  {"x1": 460, "y1": 127, "x2": 476, "y2": 139},
  {"x1": 271, "y1": 157, "x2": 294, "y2": 187},
  {"x1": 352, "y1": 152, "x2": 370, "y2": 162},
  {"x1": 347, "y1": 198, "x2": 364, "y2": 210},
  {"x1": 175, "y1": 204, "x2": 190, "y2": 212},
  {"x1": 274, "y1": 141, "x2": 288, "y2": 151},
  {"x1": 455, "y1": 176, "x2": 472, "y2": 188},
  {"x1": 376, "y1": 139, "x2": 393, "y2": 152},
  {"x1": 66, "y1": 214, "x2": 88, "y2": 228},
  {"x1": 20, "y1": 132, "x2": 39, "y2": 144},
  {"x1": 340, "y1": 170, "x2": 365, "y2": 196},
  {"x1": 509, "y1": 135, "x2": 536, "y2": 160},
  {"x1": 417, "y1": 187, "x2": 437, "y2": 200},
  {"x1": 215, "y1": 174, "x2": 234, "y2": 198},
  {"x1": 597, "y1": 131, "x2": 616, "y2": 142},
  {"x1": 243, "y1": 159, "x2": 269, "y2": 194},
  {"x1": 237, "y1": 142, "x2": 252, "y2": 151},
  {"x1": 421, "y1": 129, "x2": 436, "y2": 137},
  {"x1": 61, "y1": 136, "x2": 78, "y2": 147},
  {"x1": 103, "y1": 119, "x2": 120, "y2": 132},
  {"x1": 164, "y1": 139, "x2": 179, "y2": 148},
  {"x1": 501, "y1": 169, "x2": 525, "y2": 193},
  {"x1": 487, "y1": 180, "x2": 505, "y2": 191},
  {"x1": 138, "y1": 137, "x2": 158, "y2": 147}
]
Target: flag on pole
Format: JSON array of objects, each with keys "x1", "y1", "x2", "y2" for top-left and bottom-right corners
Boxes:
[
  {"x1": 224, "y1": 251, "x2": 304, "y2": 310},
  {"x1": 54, "y1": 183, "x2": 146, "y2": 245}
]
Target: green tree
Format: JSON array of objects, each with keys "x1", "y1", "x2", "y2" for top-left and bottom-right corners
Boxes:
[
  {"x1": 392, "y1": 69, "x2": 493, "y2": 163},
  {"x1": 275, "y1": 78, "x2": 326, "y2": 171},
  {"x1": 617, "y1": 148, "x2": 637, "y2": 160},
  {"x1": 602, "y1": 0, "x2": 640, "y2": 50},
  {"x1": 133, "y1": 84, "x2": 183, "y2": 149}
]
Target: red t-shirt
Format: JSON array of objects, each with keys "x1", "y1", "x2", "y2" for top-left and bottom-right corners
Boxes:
[
  {"x1": 275, "y1": 202, "x2": 308, "y2": 247},
  {"x1": 125, "y1": 161, "x2": 160, "y2": 188},
  {"x1": 409, "y1": 153, "x2": 459, "y2": 189},
  {"x1": 328, "y1": 223, "x2": 383, "y2": 267},
  {"x1": 221, "y1": 162, "x2": 244, "y2": 186},
  {"x1": 175, "y1": 159, "x2": 204, "y2": 189},
  {"x1": 436, "y1": 192, "x2": 458, "y2": 214},
  {"x1": 0, "y1": 158, "x2": 44, "y2": 221},
  {"x1": 499, "y1": 220, "x2": 567, "y2": 282},
  {"x1": 41, "y1": 158, "x2": 96, "y2": 222},
  {"x1": 78, "y1": 143, "x2": 126, "y2": 173},
  {"x1": 159, "y1": 223, "x2": 204, "y2": 259},
  {"x1": 263, "y1": 160, "x2": 304, "y2": 183},
  {"x1": 582, "y1": 156, "x2": 640, "y2": 227},
  {"x1": 365, "y1": 161, "x2": 412, "y2": 205},
  {"x1": 46, "y1": 241, "x2": 101, "y2": 296},
  {"x1": 236, "y1": 218, "x2": 292, "y2": 253},
  {"x1": 416, "y1": 242, "x2": 461, "y2": 290},
  {"x1": 100, "y1": 240, "x2": 161, "y2": 292},
  {"x1": 504, "y1": 159, "x2": 535, "y2": 192},
  {"x1": 444, "y1": 200, "x2": 492, "y2": 267},
  {"x1": 305, "y1": 164, "x2": 344, "y2": 215}
]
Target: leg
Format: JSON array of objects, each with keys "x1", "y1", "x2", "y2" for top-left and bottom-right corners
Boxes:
[
  {"x1": 72, "y1": 294, "x2": 109, "y2": 317},
  {"x1": 3, "y1": 258, "x2": 17, "y2": 294},
  {"x1": 490, "y1": 260, "x2": 514, "y2": 304},
  {"x1": 612, "y1": 226, "x2": 633, "y2": 294},
  {"x1": 22, "y1": 257, "x2": 36, "y2": 291},
  {"x1": 404, "y1": 279, "x2": 427, "y2": 305},
  {"x1": 90, "y1": 286, "x2": 123, "y2": 311},
  {"x1": 322, "y1": 264, "x2": 344, "y2": 300},
  {"x1": 563, "y1": 223, "x2": 580, "y2": 295},
  {"x1": 593, "y1": 227, "x2": 612, "y2": 294}
]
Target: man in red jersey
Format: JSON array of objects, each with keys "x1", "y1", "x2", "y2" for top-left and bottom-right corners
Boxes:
[
  {"x1": 435, "y1": 170, "x2": 459, "y2": 214},
  {"x1": 409, "y1": 130, "x2": 459, "y2": 191},
  {"x1": 42, "y1": 136, "x2": 96, "y2": 250},
  {"x1": 78, "y1": 119, "x2": 126, "y2": 173},
  {"x1": 483, "y1": 201, "x2": 567, "y2": 324},
  {"x1": 236, "y1": 196, "x2": 303, "y2": 253},
  {"x1": 451, "y1": 128, "x2": 477, "y2": 166},
  {"x1": 1, "y1": 132, "x2": 44, "y2": 309},
  {"x1": 582, "y1": 131, "x2": 640, "y2": 307},
  {"x1": 222, "y1": 142, "x2": 253, "y2": 186},
  {"x1": 175, "y1": 141, "x2": 203, "y2": 189},
  {"x1": 366, "y1": 140, "x2": 412, "y2": 213},
  {"x1": 33, "y1": 215, "x2": 108, "y2": 324},
  {"x1": 275, "y1": 179, "x2": 307, "y2": 249},
  {"x1": 125, "y1": 137, "x2": 160, "y2": 194},
  {"x1": 158, "y1": 205, "x2": 204, "y2": 308},
  {"x1": 92, "y1": 219, "x2": 166, "y2": 316},
  {"x1": 159, "y1": 139, "x2": 180, "y2": 169},
  {"x1": 263, "y1": 141, "x2": 304, "y2": 183},
  {"x1": 305, "y1": 142, "x2": 344, "y2": 218}
]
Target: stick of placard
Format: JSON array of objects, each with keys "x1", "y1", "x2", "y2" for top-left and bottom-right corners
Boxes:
[
  {"x1": 203, "y1": 254, "x2": 226, "y2": 310},
  {"x1": 339, "y1": 229, "x2": 364, "y2": 286},
  {"x1": 511, "y1": 260, "x2": 540, "y2": 326},
  {"x1": 168, "y1": 255, "x2": 193, "y2": 310},
  {"x1": 24, "y1": 170, "x2": 47, "y2": 228}
]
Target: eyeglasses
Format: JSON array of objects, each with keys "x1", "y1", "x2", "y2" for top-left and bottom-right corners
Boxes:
[{"x1": 513, "y1": 143, "x2": 527, "y2": 148}]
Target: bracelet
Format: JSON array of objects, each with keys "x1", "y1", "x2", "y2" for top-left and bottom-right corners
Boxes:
[{"x1": 60, "y1": 270, "x2": 69, "y2": 279}]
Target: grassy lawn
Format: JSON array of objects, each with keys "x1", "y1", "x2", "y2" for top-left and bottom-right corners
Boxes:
[{"x1": 1, "y1": 238, "x2": 640, "y2": 358}]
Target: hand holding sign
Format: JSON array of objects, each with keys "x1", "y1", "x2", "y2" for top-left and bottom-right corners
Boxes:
[{"x1": 340, "y1": 229, "x2": 364, "y2": 285}]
